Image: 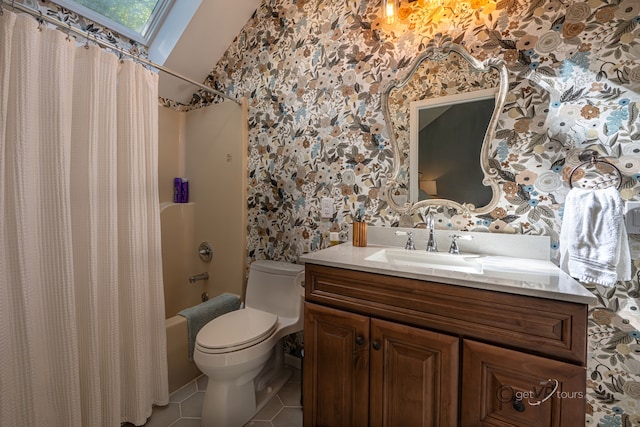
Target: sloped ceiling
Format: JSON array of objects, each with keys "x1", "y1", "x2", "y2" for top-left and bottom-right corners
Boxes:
[{"x1": 158, "y1": 0, "x2": 260, "y2": 104}]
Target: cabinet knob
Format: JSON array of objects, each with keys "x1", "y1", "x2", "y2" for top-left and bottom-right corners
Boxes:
[
  {"x1": 356, "y1": 336, "x2": 364, "y2": 345},
  {"x1": 372, "y1": 341, "x2": 381, "y2": 350},
  {"x1": 513, "y1": 398, "x2": 525, "y2": 412}
]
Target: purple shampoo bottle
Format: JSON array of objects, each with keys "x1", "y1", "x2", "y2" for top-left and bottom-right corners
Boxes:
[
  {"x1": 173, "y1": 178, "x2": 182, "y2": 203},
  {"x1": 180, "y1": 179, "x2": 189, "y2": 203}
]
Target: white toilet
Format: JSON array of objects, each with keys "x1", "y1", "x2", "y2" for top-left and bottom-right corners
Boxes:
[{"x1": 193, "y1": 260, "x2": 305, "y2": 427}]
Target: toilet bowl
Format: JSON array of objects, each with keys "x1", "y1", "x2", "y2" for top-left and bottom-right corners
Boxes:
[{"x1": 194, "y1": 260, "x2": 305, "y2": 427}]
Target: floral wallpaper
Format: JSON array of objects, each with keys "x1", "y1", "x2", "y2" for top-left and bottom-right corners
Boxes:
[
  {"x1": 185, "y1": 0, "x2": 640, "y2": 423},
  {"x1": 19, "y1": 0, "x2": 640, "y2": 423}
]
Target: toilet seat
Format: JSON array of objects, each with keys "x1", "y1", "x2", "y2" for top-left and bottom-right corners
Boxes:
[{"x1": 196, "y1": 307, "x2": 278, "y2": 354}]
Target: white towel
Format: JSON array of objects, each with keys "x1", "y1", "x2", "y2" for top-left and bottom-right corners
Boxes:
[{"x1": 559, "y1": 187, "x2": 631, "y2": 287}]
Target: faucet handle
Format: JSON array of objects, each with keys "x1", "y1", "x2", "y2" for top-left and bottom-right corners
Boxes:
[
  {"x1": 405, "y1": 232, "x2": 416, "y2": 250},
  {"x1": 395, "y1": 231, "x2": 416, "y2": 250},
  {"x1": 448, "y1": 234, "x2": 473, "y2": 254}
]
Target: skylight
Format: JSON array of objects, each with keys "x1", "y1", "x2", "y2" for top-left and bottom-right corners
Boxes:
[{"x1": 51, "y1": 0, "x2": 175, "y2": 44}]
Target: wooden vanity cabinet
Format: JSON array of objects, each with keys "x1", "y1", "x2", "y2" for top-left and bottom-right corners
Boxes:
[
  {"x1": 302, "y1": 263, "x2": 588, "y2": 427},
  {"x1": 303, "y1": 303, "x2": 369, "y2": 427},
  {"x1": 304, "y1": 303, "x2": 459, "y2": 427},
  {"x1": 461, "y1": 340, "x2": 586, "y2": 426}
]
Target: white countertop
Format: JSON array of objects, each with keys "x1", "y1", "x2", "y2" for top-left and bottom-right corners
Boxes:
[{"x1": 300, "y1": 243, "x2": 597, "y2": 305}]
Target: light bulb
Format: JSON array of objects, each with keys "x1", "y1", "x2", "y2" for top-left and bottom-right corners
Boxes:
[{"x1": 382, "y1": 0, "x2": 400, "y2": 24}]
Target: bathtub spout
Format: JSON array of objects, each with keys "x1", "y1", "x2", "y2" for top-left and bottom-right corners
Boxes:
[{"x1": 188, "y1": 272, "x2": 209, "y2": 284}]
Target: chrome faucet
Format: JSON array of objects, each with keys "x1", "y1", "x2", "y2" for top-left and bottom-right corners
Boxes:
[
  {"x1": 448, "y1": 234, "x2": 473, "y2": 254},
  {"x1": 395, "y1": 231, "x2": 415, "y2": 250},
  {"x1": 426, "y1": 211, "x2": 437, "y2": 252},
  {"x1": 188, "y1": 272, "x2": 209, "y2": 284}
]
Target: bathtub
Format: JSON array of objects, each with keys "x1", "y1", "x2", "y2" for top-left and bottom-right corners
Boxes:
[
  {"x1": 159, "y1": 202, "x2": 246, "y2": 392},
  {"x1": 161, "y1": 203, "x2": 205, "y2": 392},
  {"x1": 166, "y1": 314, "x2": 202, "y2": 393}
]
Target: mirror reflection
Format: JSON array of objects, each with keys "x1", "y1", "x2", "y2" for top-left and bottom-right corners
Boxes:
[
  {"x1": 382, "y1": 34, "x2": 508, "y2": 215},
  {"x1": 412, "y1": 89, "x2": 496, "y2": 205}
]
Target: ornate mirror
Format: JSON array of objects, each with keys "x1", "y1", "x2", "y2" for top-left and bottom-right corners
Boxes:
[{"x1": 382, "y1": 33, "x2": 509, "y2": 215}]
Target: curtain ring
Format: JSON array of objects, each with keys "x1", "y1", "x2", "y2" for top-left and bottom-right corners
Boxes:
[{"x1": 37, "y1": 11, "x2": 44, "y2": 31}]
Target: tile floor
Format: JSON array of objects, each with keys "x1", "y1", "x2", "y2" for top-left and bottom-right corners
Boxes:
[{"x1": 129, "y1": 368, "x2": 302, "y2": 427}]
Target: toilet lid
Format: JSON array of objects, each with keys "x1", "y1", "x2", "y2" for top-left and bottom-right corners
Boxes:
[{"x1": 196, "y1": 307, "x2": 278, "y2": 351}]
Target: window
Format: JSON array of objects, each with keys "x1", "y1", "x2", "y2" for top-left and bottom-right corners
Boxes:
[{"x1": 50, "y1": 0, "x2": 174, "y2": 44}]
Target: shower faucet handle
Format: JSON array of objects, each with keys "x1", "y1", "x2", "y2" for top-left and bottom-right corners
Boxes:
[{"x1": 198, "y1": 242, "x2": 213, "y2": 263}]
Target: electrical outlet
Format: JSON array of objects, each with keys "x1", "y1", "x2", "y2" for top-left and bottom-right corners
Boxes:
[
  {"x1": 626, "y1": 201, "x2": 640, "y2": 235},
  {"x1": 321, "y1": 197, "x2": 333, "y2": 218}
]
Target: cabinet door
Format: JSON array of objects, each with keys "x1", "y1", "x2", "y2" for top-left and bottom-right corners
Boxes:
[
  {"x1": 461, "y1": 340, "x2": 586, "y2": 427},
  {"x1": 369, "y1": 319, "x2": 459, "y2": 427},
  {"x1": 303, "y1": 303, "x2": 370, "y2": 427}
]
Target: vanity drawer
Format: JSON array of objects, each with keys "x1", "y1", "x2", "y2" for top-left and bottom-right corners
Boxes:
[{"x1": 305, "y1": 263, "x2": 587, "y2": 365}]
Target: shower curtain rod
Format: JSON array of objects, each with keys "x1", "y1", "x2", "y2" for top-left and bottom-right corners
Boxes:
[{"x1": 0, "y1": 0, "x2": 241, "y2": 105}]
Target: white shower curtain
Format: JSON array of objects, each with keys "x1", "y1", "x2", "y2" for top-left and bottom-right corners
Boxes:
[{"x1": 0, "y1": 11, "x2": 168, "y2": 427}]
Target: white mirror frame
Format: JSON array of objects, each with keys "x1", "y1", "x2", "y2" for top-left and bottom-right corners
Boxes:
[{"x1": 382, "y1": 34, "x2": 509, "y2": 216}]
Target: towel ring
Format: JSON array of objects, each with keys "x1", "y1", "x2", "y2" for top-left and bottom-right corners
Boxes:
[{"x1": 568, "y1": 150, "x2": 623, "y2": 190}]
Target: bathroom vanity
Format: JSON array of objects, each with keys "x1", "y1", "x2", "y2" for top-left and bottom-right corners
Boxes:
[{"x1": 300, "y1": 233, "x2": 596, "y2": 427}]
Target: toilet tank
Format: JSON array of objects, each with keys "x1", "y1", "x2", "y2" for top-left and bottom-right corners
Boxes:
[{"x1": 245, "y1": 260, "x2": 305, "y2": 320}]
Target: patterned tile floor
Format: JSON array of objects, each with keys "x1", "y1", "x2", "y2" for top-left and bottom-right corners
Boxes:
[{"x1": 129, "y1": 368, "x2": 302, "y2": 427}]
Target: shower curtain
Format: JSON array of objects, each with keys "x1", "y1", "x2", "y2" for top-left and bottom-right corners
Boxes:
[{"x1": 0, "y1": 11, "x2": 168, "y2": 427}]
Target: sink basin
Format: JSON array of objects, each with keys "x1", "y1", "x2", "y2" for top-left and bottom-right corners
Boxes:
[{"x1": 365, "y1": 248, "x2": 483, "y2": 274}]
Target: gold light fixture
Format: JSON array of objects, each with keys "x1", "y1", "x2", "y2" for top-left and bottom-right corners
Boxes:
[
  {"x1": 382, "y1": 0, "x2": 400, "y2": 24},
  {"x1": 420, "y1": 0, "x2": 442, "y2": 8}
]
